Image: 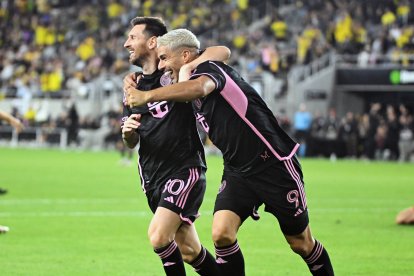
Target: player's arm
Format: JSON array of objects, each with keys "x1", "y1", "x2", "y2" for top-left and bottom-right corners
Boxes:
[
  {"x1": 122, "y1": 114, "x2": 141, "y2": 148},
  {"x1": 126, "y1": 75, "x2": 215, "y2": 107},
  {"x1": 0, "y1": 110, "x2": 24, "y2": 133},
  {"x1": 179, "y1": 46, "x2": 231, "y2": 81}
]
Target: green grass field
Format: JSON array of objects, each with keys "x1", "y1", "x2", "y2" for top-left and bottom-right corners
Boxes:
[{"x1": 0, "y1": 147, "x2": 413, "y2": 275}]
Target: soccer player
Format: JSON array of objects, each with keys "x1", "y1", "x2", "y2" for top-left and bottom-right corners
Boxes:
[
  {"x1": 0, "y1": 110, "x2": 24, "y2": 234},
  {"x1": 122, "y1": 17, "x2": 230, "y2": 276},
  {"x1": 125, "y1": 29, "x2": 335, "y2": 276}
]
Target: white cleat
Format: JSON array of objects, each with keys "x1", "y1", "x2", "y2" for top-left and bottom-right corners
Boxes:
[{"x1": 0, "y1": 225, "x2": 10, "y2": 234}]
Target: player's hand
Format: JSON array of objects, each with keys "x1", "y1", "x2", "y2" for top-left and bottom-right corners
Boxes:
[
  {"x1": 123, "y1": 72, "x2": 142, "y2": 98},
  {"x1": 123, "y1": 72, "x2": 140, "y2": 90},
  {"x1": 178, "y1": 63, "x2": 194, "y2": 82},
  {"x1": 122, "y1": 114, "x2": 141, "y2": 139},
  {"x1": 10, "y1": 118, "x2": 24, "y2": 133},
  {"x1": 126, "y1": 86, "x2": 149, "y2": 107}
]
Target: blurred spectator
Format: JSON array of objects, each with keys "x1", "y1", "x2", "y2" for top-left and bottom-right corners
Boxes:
[
  {"x1": 276, "y1": 109, "x2": 292, "y2": 135},
  {"x1": 385, "y1": 105, "x2": 400, "y2": 160},
  {"x1": 381, "y1": 7, "x2": 397, "y2": 27},
  {"x1": 67, "y1": 103, "x2": 79, "y2": 146},
  {"x1": 375, "y1": 122, "x2": 388, "y2": 160},
  {"x1": 338, "y1": 112, "x2": 358, "y2": 158},
  {"x1": 270, "y1": 15, "x2": 288, "y2": 41},
  {"x1": 397, "y1": 1, "x2": 410, "y2": 26},
  {"x1": 398, "y1": 113, "x2": 414, "y2": 162},
  {"x1": 293, "y1": 103, "x2": 312, "y2": 157},
  {"x1": 367, "y1": 103, "x2": 382, "y2": 159},
  {"x1": 358, "y1": 113, "x2": 370, "y2": 158},
  {"x1": 357, "y1": 45, "x2": 371, "y2": 67},
  {"x1": 323, "y1": 108, "x2": 340, "y2": 158}
]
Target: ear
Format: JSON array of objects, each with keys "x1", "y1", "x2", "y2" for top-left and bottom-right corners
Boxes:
[
  {"x1": 182, "y1": 49, "x2": 192, "y2": 63},
  {"x1": 147, "y1": 36, "x2": 157, "y2": 50}
]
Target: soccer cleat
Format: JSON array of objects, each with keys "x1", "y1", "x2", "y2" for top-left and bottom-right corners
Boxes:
[
  {"x1": 0, "y1": 225, "x2": 10, "y2": 234},
  {"x1": 0, "y1": 188, "x2": 7, "y2": 195}
]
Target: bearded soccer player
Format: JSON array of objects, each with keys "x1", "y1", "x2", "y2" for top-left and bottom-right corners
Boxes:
[
  {"x1": 125, "y1": 29, "x2": 334, "y2": 276},
  {"x1": 122, "y1": 17, "x2": 230, "y2": 276}
]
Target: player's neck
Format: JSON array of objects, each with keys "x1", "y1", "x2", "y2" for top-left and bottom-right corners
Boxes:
[{"x1": 141, "y1": 61, "x2": 158, "y2": 75}]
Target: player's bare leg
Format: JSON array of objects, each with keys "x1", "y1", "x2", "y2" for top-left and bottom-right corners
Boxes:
[
  {"x1": 212, "y1": 210, "x2": 244, "y2": 275},
  {"x1": 149, "y1": 207, "x2": 219, "y2": 275},
  {"x1": 284, "y1": 225, "x2": 334, "y2": 275},
  {"x1": 176, "y1": 223, "x2": 220, "y2": 275},
  {"x1": 148, "y1": 207, "x2": 186, "y2": 276}
]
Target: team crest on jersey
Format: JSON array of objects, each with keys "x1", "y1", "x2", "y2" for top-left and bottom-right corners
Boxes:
[
  {"x1": 218, "y1": 180, "x2": 227, "y2": 194},
  {"x1": 160, "y1": 72, "x2": 173, "y2": 86}
]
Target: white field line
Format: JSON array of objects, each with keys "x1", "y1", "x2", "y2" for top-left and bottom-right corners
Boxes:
[
  {"x1": 0, "y1": 210, "x2": 214, "y2": 217},
  {"x1": 0, "y1": 198, "x2": 140, "y2": 205},
  {"x1": 0, "y1": 197, "x2": 409, "y2": 205},
  {"x1": 0, "y1": 208, "x2": 402, "y2": 218},
  {"x1": 0, "y1": 198, "x2": 215, "y2": 206},
  {"x1": 0, "y1": 198, "x2": 407, "y2": 217}
]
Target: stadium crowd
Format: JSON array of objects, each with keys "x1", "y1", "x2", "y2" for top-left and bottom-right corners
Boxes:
[
  {"x1": 287, "y1": 103, "x2": 414, "y2": 162},
  {"x1": 1, "y1": 0, "x2": 414, "y2": 99},
  {"x1": 0, "y1": 0, "x2": 413, "y2": 161}
]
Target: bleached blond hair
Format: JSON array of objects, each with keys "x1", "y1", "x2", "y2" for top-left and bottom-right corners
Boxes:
[{"x1": 157, "y1": 28, "x2": 200, "y2": 51}]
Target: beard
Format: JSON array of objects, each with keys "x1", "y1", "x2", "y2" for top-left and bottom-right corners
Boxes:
[{"x1": 131, "y1": 52, "x2": 149, "y2": 68}]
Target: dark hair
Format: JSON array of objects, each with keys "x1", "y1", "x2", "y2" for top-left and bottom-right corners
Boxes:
[{"x1": 130, "y1": 17, "x2": 167, "y2": 38}]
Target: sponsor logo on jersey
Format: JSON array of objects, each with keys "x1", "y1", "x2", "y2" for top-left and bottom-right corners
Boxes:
[
  {"x1": 147, "y1": 101, "x2": 169, "y2": 118},
  {"x1": 196, "y1": 113, "x2": 209, "y2": 133}
]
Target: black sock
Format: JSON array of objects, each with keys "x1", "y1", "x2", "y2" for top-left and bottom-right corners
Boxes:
[
  {"x1": 215, "y1": 240, "x2": 245, "y2": 276},
  {"x1": 303, "y1": 240, "x2": 334, "y2": 276},
  {"x1": 190, "y1": 246, "x2": 220, "y2": 276},
  {"x1": 154, "y1": 241, "x2": 186, "y2": 276}
]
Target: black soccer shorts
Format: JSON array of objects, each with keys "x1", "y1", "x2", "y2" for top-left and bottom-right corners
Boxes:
[
  {"x1": 214, "y1": 156, "x2": 309, "y2": 235},
  {"x1": 147, "y1": 166, "x2": 206, "y2": 224}
]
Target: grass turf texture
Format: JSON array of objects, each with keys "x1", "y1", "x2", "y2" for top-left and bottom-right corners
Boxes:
[{"x1": 0, "y1": 147, "x2": 413, "y2": 275}]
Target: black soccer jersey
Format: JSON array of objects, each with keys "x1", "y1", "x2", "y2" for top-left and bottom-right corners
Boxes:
[
  {"x1": 122, "y1": 70, "x2": 206, "y2": 193},
  {"x1": 189, "y1": 61, "x2": 299, "y2": 175}
]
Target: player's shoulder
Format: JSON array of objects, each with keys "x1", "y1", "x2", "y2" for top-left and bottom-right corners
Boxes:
[{"x1": 197, "y1": 60, "x2": 226, "y2": 69}]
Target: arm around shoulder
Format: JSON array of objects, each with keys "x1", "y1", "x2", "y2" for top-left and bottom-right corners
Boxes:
[{"x1": 146, "y1": 75, "x2": 216, "y2": 103}]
